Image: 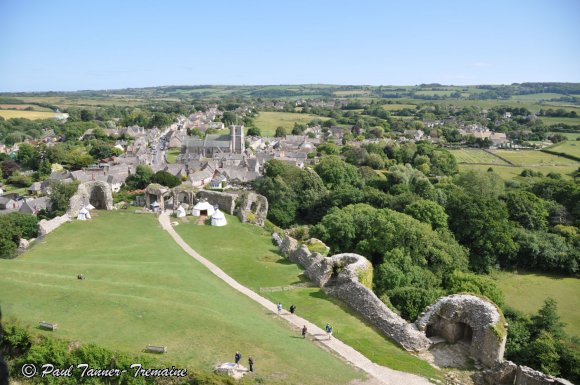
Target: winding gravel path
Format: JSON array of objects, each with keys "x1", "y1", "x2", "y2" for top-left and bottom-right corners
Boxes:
[{"x1": 158, "y1": 212, "x2": 432, "y2": 385}]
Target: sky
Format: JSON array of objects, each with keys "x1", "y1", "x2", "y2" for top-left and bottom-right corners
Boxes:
[{"x1": 0, "y1": 0, "x2": 579, "y2": 92}]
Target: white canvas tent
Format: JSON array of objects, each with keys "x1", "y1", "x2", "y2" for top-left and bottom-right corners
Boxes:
[
  {"x1": 175, "y1": 205, "x2": 186, "y2": 218},
  {"x1": 77, "y1": 207, "x2": 90, "y2": 221},
  {"x1": 192, "y1": 200, "x2": 215, "y2": 217},
  {"x1": 151, "y1": 201, "x2": 160, "y2": 212},
  {"x1": 211, "y1": 209, "x2": 227, "y2": 226}
]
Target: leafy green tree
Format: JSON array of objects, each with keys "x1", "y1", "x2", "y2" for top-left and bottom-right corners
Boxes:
[
  {"x1": 0, "y1": 215, "x2": 21, "y2": 259},
  {"x1": 1, "y1": 160, "x2": 20, "y2": 178},
  {"x1": 404, "y1": 200, "x2": 448, "y2": 230},
  {"x1": 16, "y1": 143, "x2": 37, "y2": 169},
  {"x1": 80, "y1": 109, "x2": 94, "y2": 122},
  {"x1": 503, "y1": 191, "x2": 549, "y2": 230},
  {"x1": 150, "y1": 171, "x2": 181, "y2": 188},
  {"x1": 444, "y1": 271, "x2": 504, "y2": 307},
  {"x1": 366, "y1": 153, "x2": 385, "y2": 170},
  {"x1": 49, "y1": 181, "x2": 80, "y2": 216},
  {"x1": 314, "y1": 156, "x2": 363, "y2": 189},
  {"x1": 446, "y1": 191, "x2": 517, "y2": 273},
  {"x1": 455, "y1": 170, "x2": 504, "y2": 199},
  {"x1": 316, "y1": 142, "x2": 340, "y2": 156},
  {"x1": 5, "y1": 213, "x2": 38, "y2": 239},
  {"x1": 124, "y1": 165, "x2": 154, "y2": 190},
  {"x1": 274, "y1": 126, "x2": 287, "y2": 137},
  {"x1": 388, "y1": 286, "x2": 442, "y2": 321},
  {"x1": 430, "y1": 149, "x2": 458, "y2": 176},
  {"x1": 246, "y1": 126, "x2": 261, "y2": 136},
  {"x1": 526, "y1": 331, "x2": 560, "y2": 376},
  {"x1": 532, "y1": 298, "x2": 565, "y2": 339},
  {"x1": 513, "y1": 228, "x2": 575, "y2": 273}
]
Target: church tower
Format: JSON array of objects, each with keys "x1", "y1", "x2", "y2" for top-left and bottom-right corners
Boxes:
[{"x1": 230, "y1": 125, "x2": 245, "y2": 154}]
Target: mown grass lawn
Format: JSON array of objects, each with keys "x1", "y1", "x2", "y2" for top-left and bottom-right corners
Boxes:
[
  {"x1": 165, "y1": 149, "x2": 181, "y2": 163},
  {"x1": 0, "y1": 211, "x2": 363, "y2": 385},
  {"x1": 175, "y1": 215, "x2": 441, "y2": 380},
  {"x1": 494, "y1": 271, "x2": 580, "y2": 337},
  {"x1": 253, "y1": 112, "x2": 329, "y2": 137}
]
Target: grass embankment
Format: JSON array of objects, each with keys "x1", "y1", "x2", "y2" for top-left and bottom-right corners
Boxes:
[
  {"x1": 0, "y1": 211, "x2": 362, "y2": 385},
  {"x1": 253, "y1": 111, "x2": 329, "y2": 137},
  {"x1": 175, "y1": 215, "x2": 440, "y2": 380},
  {"x1": 494, "y1": 271, "x2": 580, "y2": 337}
]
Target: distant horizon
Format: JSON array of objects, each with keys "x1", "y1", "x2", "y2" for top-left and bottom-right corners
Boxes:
[
  {"x1": 1, "y1": 0, "x2": 579, "y2": 92},
  {"x1": 2, "y1": 81, "x2": 580, "y2": 95}
]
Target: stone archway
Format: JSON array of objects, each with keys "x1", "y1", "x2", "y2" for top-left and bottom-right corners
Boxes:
[
  {"x1": 416, "y1": 294, "x2": 507, "y2": 367},
  {"x1": 67, "y1": 181, "x2": 113, "y2": 217},
  {"x1": 89, "y1": 184, "x2": 108, "y2": 209}
]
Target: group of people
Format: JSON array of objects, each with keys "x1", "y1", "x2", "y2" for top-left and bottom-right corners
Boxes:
[
  {"x1": 276, "y1": 303, "x2": 297, "y2": 315},
  {"x1": 234, "y1": 351, "x2": 254, "y2": 372},
  {"x1": 276, "y1": 303, "x2": 333, "y2": 340}
]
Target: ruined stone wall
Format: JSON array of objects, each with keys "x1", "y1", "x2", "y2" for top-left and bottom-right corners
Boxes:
[
  {"x1": 197, "y1": 190, "x2": 237, "y2": 215},
  {"x1": 275, "y1": 234, "x2": 431, "y2": 351},
  {"x1": 68, "y1": 181, "x2": 113, "y2": 217},
  {"x1": 480, "y1": 362, "x2": 574, "y2": 385},
  {"x1": 237, "y1": 192, "x2": 268, "y2": 226},
  {"x1": 38, "y1": 214, "x2": 71, "y2": 237}
]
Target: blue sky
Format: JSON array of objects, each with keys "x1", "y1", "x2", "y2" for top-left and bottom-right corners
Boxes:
[{"x1": 0, "y1": 0, "x2": 578, "y2": 91}]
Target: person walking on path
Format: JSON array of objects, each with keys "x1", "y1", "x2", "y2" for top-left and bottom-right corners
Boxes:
[
  {"x1": 289, "y1": 304, "x2": 296, "y2": 314},
  {"x1": 248, "y1": 356, "x2": 254, "y2": 372},
  {"x1": 234, "y1": 351, "x2": 241, "y2": 367},
  {"x1": 301, "y1": 325, "x2": 307, "y2": 339},
  {"x1": 277, "y1": 303, "x2": 283, "y2": 315},
  {"x1": 325, "y1": 323, "x2": 333, "y2": 340}
]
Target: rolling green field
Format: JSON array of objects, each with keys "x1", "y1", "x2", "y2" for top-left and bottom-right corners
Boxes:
[
  {"x1": 0, "y1": 109, "x2": 56, "y2": 120},
  {"x1": 175, "y1": 215, "x2": 440, "y2": 380},
  {"x1": 540, "y1": 116, "x2": 580, "y2": 126},
  {"x1": 254, "y1": 111, "x2": 329, "y2": 136},
  {"x1": 0, "y1": 211, "x2": 363, "y2": 385},
  {"x1": 494, "y1": 271, "x2": 580, "y2": 337},
  {"x1": 381, "y1": 103, "x2": 417, "y2": 111},
  {"x1": 454, "y1": 149, "x2": 579, "y2": 179},
  {"x1": 548, "y1": 141, "x2": 580, "y2": 158},
  {"x1": 550, "y1": 132, "x2": 580, "y2": 140},
  {"x1": 449, "y1": 149, "x2": 510, "y2": 165},
  {"x1": 492, "y1": 149, "x2": 578, "y2": 166}
]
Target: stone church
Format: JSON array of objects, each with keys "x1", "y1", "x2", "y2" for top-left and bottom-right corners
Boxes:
[{"x1": 183, "y1": 125, "x2": 245, "y2": 157}]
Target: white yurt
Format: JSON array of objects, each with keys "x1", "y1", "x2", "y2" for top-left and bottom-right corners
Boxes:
[
  {"x1": 211, "y1": 209, "x2": 227, "y2": 227},
  {"x1": 151, "y1": 201, "x2": 160, "y2": 212},
  {"x1": 175, "y1": 205, "x2": 186, "y2": 218},
  {"x1": 77, "y1": 207, "x2": 90, "y2": 221},
  {"x1": 192, "y1": 200, "x2": 215, "y2": 217}
]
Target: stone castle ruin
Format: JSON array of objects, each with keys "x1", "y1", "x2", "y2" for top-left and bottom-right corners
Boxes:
[
  {"x1": 68, "y1": 181, "x2": 113, "y2": 217},
  {"x1": 275, "y1": 233, "x2": 573, "y2": 385}
]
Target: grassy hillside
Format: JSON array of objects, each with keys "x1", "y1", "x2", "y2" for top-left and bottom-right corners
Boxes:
[
  {"x1": 175, "y1": 214, "x2": 440, "y2": 380},
  {"x1": 0, "y1": 211, "x2": 363, "y2": 385}
]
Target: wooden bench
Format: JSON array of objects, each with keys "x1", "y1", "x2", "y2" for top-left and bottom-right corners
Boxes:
[
  {"x1": 145, "y1": 345, "x2": 167, "y2": 354},
  {"x1": 39, "y1": 321, "x2": 57, "y2": 331}
]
